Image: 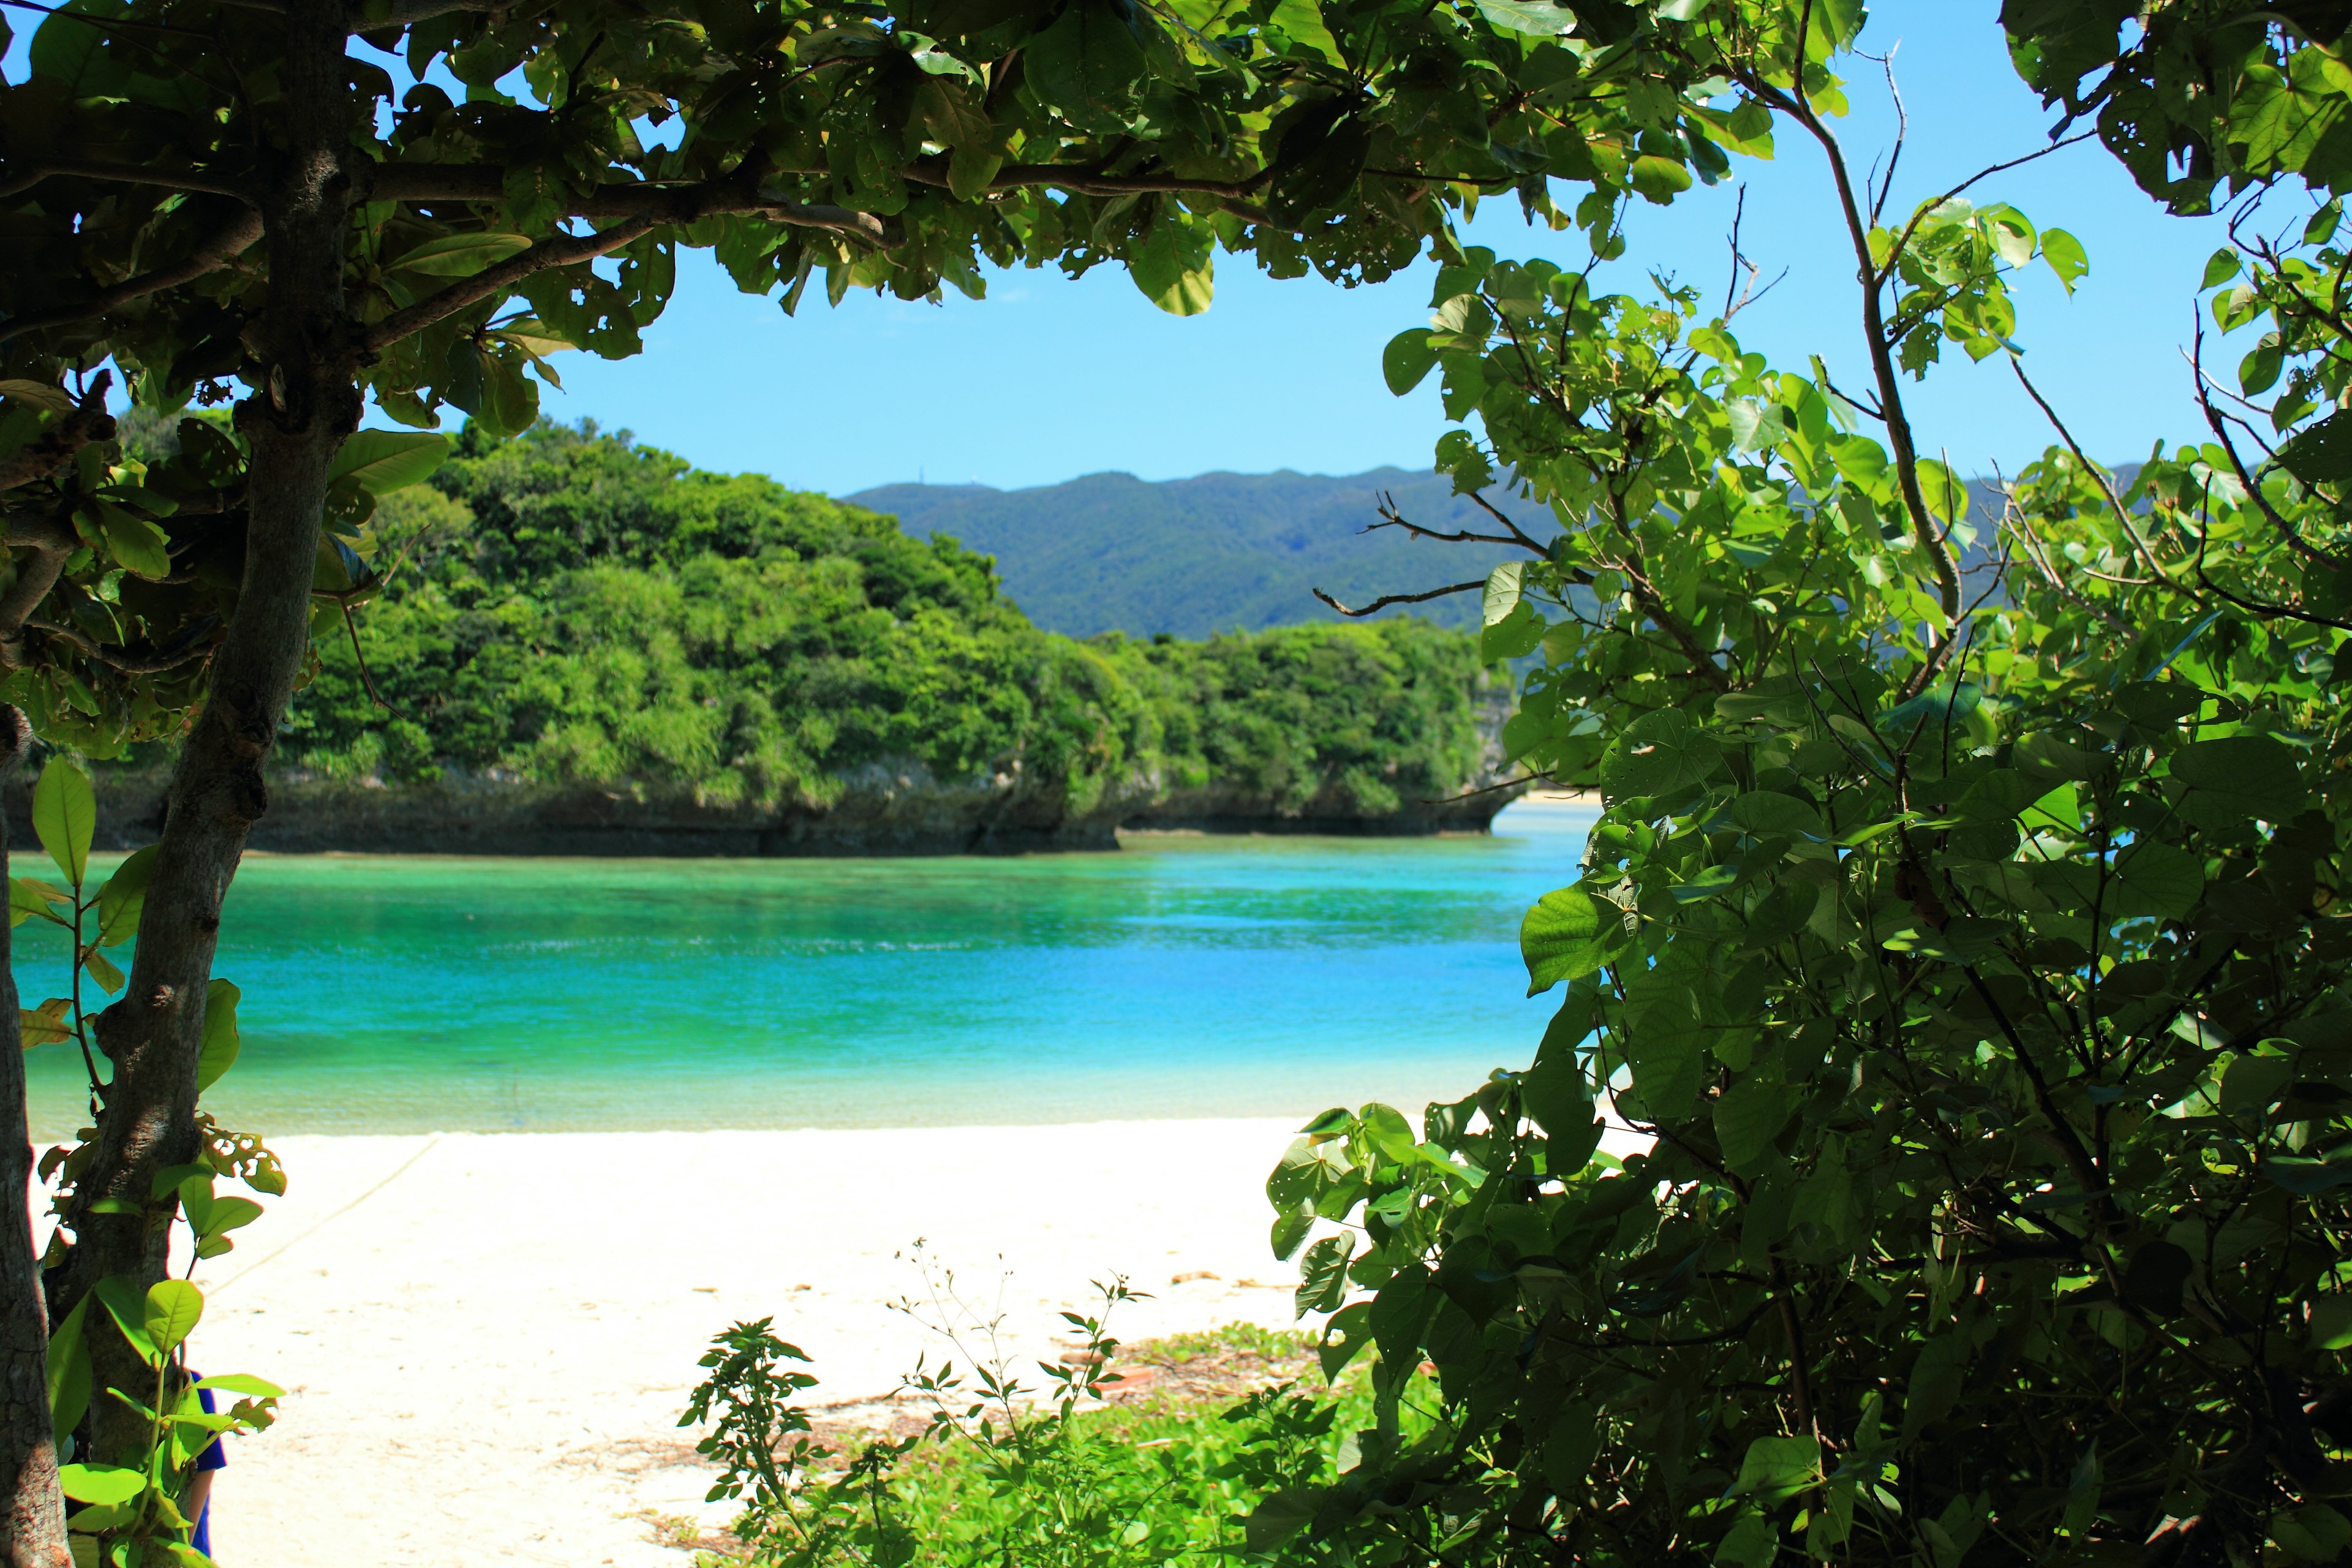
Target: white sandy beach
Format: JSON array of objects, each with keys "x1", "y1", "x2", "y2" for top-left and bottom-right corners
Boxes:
[{"x1": 88, "y1": 1120, "x2": 1314, "y2": 1567}]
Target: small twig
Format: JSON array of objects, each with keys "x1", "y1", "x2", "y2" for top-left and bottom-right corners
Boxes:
[
  {"x1": 1417, "y1": 772, "x2": 1550, "y2": 807},
  {"x1": 339, "y1": 601, "x2": 406, "y2": 716},
  {"x1": 1313, "y1": 581, "x2": 1485, "y2": 617}
]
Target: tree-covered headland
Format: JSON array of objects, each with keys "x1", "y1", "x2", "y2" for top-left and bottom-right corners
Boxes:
[{"x1": 202, "y1": 418, "x2": 1505, "y2": 851}]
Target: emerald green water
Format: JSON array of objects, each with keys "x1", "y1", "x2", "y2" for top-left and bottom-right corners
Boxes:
[{"x1": 13, "y1": 799, "x2": 1594, "y2": 1136}]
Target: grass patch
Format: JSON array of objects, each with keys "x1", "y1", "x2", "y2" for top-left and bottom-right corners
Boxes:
[{"x1": 677, "y1": 1321, "x2": 1384, "y2": 1566}]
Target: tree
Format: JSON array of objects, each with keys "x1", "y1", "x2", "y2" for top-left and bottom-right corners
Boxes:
[
  {"x1": 1251, "y1": 5, "x2": 2352, "y2": 1564},
  {"x1": 0, "y1": 0, "x2": 1822, "y2": 1556}
]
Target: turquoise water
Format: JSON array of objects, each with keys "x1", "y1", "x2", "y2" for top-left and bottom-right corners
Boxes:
[{"x1": 13, "y1": 799, "x2": 1595, "y2": 1136}]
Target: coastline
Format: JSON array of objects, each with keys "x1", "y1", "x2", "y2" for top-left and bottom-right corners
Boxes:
[{"x1": 156, "y1": 1120, "x2": 1314, "y2": 1567}]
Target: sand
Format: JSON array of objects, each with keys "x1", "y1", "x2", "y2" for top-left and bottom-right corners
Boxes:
[{"x1": 116, "y1": 1120, "x2": 1316, "y2": 1567}]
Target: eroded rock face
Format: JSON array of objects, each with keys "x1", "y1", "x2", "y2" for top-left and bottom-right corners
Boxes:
[{"x1": 15, "y1": 756, "x2": 1527, "y2": 858}]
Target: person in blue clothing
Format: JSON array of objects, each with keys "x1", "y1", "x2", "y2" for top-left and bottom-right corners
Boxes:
[{"x1": 183, "y1": 1381, "x2": 227, "y2": 1559}]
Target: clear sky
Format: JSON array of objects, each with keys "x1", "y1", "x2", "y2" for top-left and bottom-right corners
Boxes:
[{"x1": 537, "y1": 4, "x2": 2241, "y2": 496}]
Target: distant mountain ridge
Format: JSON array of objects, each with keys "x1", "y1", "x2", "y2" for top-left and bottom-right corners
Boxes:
[{"x1": 849, "y1": 468, "x2": 1548, "y2": 638}]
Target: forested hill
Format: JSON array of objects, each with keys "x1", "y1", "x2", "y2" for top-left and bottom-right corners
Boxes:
[
  {"x1": 184, "y1": 421, "x2": 1517, "y2": 854},
  {"x1": 850, "y1": 469, "x2": 1546, "y2": 638}
]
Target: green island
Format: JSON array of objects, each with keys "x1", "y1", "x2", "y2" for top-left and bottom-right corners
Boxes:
[{"x1": 95, "y1": 419, "x2": 1512, "y2": 854}]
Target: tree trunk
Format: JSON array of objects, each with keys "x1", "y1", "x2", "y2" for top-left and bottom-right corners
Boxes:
[
  {"x1": 0, "y1": 709, "x2": 70, "y2": 1567},
  {"x1": 60, "y1": 0, "x2": 357, "y2": 1465}
]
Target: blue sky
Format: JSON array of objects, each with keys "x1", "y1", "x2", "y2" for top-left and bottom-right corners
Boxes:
[{"x1": 539, "y1": 5, "x2": 2242, "y2": 496}]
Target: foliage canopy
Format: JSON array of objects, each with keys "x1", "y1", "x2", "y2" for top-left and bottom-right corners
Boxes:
[{"x1": 1242, "y1": 6, "x2": 2352, "y2": 1567}]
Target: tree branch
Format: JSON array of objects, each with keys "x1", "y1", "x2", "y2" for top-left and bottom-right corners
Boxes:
[
  {"x1": 21, "y1": 619, "x2": 214, "y2": 676},
  {"x1": 351, "y1": 0, "x2": 490, "y2": 26},
  {"x1": 0, "y1": 208, "x2": 263, "y2": 347},
  {"x1": 356, "y1": 183, "x2": 888, "y2": 354},
  {"x1": 0, "y1": 159, "x2": 257, "y2": 205},
  {"x1": 363, "y1": 217, "x2": 666, "y2": 352},
  {"x1": 0, "y1": 380, "x2": 113, "y2": 495},
  {"x1": 1313, "y1": 580, "x2": 1485, "y2": 617},
  {"x1": 901, "y1": 156, "x2": 1273, "y2": 202}
]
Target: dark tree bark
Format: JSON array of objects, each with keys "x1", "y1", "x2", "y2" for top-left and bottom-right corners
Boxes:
[
  {"x1": 0, "y1": 708, "x2": 71, "y2": 1567},
  {"x1": 58, "y1": 0, "x2": 359, "y2": 1464}
]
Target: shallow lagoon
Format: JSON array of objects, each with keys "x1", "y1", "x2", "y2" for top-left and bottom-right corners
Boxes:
[{"x1": 15, "y1": 797, "x2": 1596, "y2": 1136}]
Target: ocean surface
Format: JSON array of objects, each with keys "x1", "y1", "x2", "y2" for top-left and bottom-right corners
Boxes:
[{"x1": 13, "y1": 797, "x2": 1595, "y2": 1137}]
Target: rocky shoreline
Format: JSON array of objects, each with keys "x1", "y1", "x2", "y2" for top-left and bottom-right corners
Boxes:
[{"x1": 12, "y1": 760, "x2": 1527, "y2": 858}]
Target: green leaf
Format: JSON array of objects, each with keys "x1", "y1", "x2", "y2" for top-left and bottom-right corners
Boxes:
[
  {"x1": 90, "y1": 1276, "x2": 159, "y2": 1367},
  {"x1": 1382, "y1": 330, "x2": 1437, "y2": 395},
  {"x1": 2309, "y1": 1296, "x2": 2352, "y2": 1351},
  {"x1": 1130, "y1": 215, "x2": 1214, "y2": 317},
  {"x1": 32, "y1": 758, "x2": 94, "y2": 887},
  {"x1": 2279, "y1": 410, "x2": 2352, "y2": 485},
  {"x1": 195, "y1": 979, "x2": 241, "y2": 1094},
  {"x1": 1602, "y1": 709, "x2": 1721, "y2": 797},
  {"x1": 328, "y1": 430, "x2": 451, "y2": 496},
  {"x1": 1295, "y1": 1234, "x2": 1349, "y2": 1316},
  {"x1": 1242, "y1": 1488, "x2": 1321, "y2": 1555},
  {"x1": 0, "y1": 380, "x2": 75, "y2": 414},
  {"x1": 2260, "y1": 1155, "x2": 2352, "y2": 1194},
  {"x1": 56, "y1": 1464, "x2": 144, "y2": 1506},
  {"x1": 1628, "y1": 154, "x2": 1694, "y2": 204},
  {"x1": 1728, "y1": 791, "x2": 1825, "y2": 840},
  {"x1": 1472, "y1": 0, "x2": 1573, "y2": 34},
  {"x1": 390, "y1": 231, "x2": 534, "y2": 276},
  {"x1": 1482, "y1": 562, "x2": 1525, "y2": 626},
  {"x1": 10, "y1": 877, "x2": 69, "y2": 929},
  {"x1": 2114, "y1": 840, "x2": 2204, "y2": 921},
  {"x1": 81, "y1": 948, "x2": 123, "y2": 995},
  {"x1": 92, "y1": 502, "x2": 170, "y2": 579},
  {"x1": 1366, "y1": 1265, "x2": 1433, "y2": 1366},
  {"x1": 2041, "y1": 227, "x2": 2087, "y2": 293},
  {"x1": 141, "y1": 1281, "x2": 203, "y2": 1356},
  {"x1": 1317, "y1": 1301, "x2": 1371, "y2": 1381},
  {"x1": 2275, "y1": 1504, "x2": 2352, "y2": 1562},
  {"x1": 1523, "y1": 1003, "x2": 1598, "y2": 1148},
  {"x1": 1521, "y1": 888, "x2": 1621, "y2": 995},
  {"x1": 45, "y1": 1297, "x2": 89, "y2": 1442},
  {"x1": 1480, "y1": 599, "x2": 1544, "y2": 661},
  {"x1": 1619, "y1": 993, "x2": 1706, "y2": 1123},
  {"x1": 1713, "y1": 1076, "x2": 1792, "y2": 1173},
  {"x1": 94, "y1": 843, "x2": 156, "y2": 946},
  {"x1": 1902, "y1": 1335, "x2": 1966, "y2": 1441},
  {"x1": 2171, "y1": 734, "x2": 2308, "y2": 824},
  {"x1": 18, "y1": 999, "x2": 70, "y2": 1048},
  {"x1": 1264, "y1": 0, "x2": 1341, "y2": 62},
  {"x1": 1713, "y1": 1512, "x2": 1779, "y2": 1568},
  {"x1": 1727, "y1": 1434, "x2": 1819, "y2": 1502},
  {"x1": 2200, "y1": 247, "x2": 2243, "y2": 290},
  {"x1": 191, "y1": 1372, "x2": 284, "y2": 1399}
]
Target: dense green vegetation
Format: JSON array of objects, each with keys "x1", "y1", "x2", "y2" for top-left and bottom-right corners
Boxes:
[
  {"x1": 682, "y1": 1301, "x2": 1404, "y2": 1567},
  {"x1": 272, "y1": 422, "x2": 1493, "y2": 821}
]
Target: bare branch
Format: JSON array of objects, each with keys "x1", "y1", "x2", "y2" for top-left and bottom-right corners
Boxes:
[
  {"x1": 22, "y1": 617, "x2": 213, "y2": 676},
  {"x1": 1417, "y1": 772, "x2": 1545, "y2": 806},
  {"x1": 2189, "y1": 320, "x2": 2351, "y2": 573},
  {"x1": 0, "y1": 159, "x2": 258, "y2": 205},
  {"x1": 2008, "y1": 358, "x2": 2184, "y2": 590},
  {"x1": 1866, "y1": 42, "x2": 1906, "y2": 227},
  {"x1": 0, "y1": 209, "x2": 263, "y2": 347},
  {"x1": 1313, "y1": 580, "x2": 1485, "y2": 617},
  {"x1": 1736, "y1": 71, "x2": 1962, "y2": 620}
]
